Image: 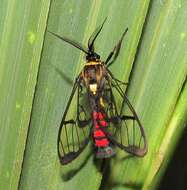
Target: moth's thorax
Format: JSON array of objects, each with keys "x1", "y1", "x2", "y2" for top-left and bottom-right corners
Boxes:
[{"x1": 81, "y1": 61, "x2": 105, "y2": 95}]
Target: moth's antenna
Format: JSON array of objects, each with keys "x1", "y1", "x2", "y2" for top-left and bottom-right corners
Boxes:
[
  {"x1": 48, "y1": 31, "x2": 89, "y2": 54},
  {"x1": 88, "y1": 17, "x2": 107, "y2": 52}
]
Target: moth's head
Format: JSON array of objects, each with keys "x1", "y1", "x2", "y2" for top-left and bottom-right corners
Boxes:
[{"x1": 86, "y1": 51, "x2": 100, "y2": 62}]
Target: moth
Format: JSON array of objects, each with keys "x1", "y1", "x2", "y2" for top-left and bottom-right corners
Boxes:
[{"x1": 49, "y1": 19, "x2": 147, "y2": 164}]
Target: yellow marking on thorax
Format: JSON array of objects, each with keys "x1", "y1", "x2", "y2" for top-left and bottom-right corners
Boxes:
[
  {"x1": 85, "y1": 61, "x2": 102, "y2": 66},
  {"x1": 89, "y1": 84, "x2": 97, "y2": 95}
]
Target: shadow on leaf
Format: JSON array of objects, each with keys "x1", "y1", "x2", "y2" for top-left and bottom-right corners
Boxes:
[
  {"x1": 60, "y1": 149, "x2": 92, "y2": 181},
  {"x1": 50, "y1": 64, "x2": 74, "y2": 85}
]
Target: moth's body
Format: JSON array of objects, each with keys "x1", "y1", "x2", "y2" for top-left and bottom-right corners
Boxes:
[{"x1": 81, "y1": 60, "x2": 115, "y2": 157}]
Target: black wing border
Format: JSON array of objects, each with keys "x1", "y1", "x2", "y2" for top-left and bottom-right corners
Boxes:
[
  {"x1": 57, "y1": 75, "x2": 91, "y2": 164},
  {"x1": 105, "y1": 68, "x2": 148, "y2": 157}
]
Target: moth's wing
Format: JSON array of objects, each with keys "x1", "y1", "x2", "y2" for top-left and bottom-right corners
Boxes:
[
  {"x1": 103, "y1": 71, "x2": 147, "y2": 157},
  {"x1": 58, "y1": 76, "x2": 92, "y2": 164}
]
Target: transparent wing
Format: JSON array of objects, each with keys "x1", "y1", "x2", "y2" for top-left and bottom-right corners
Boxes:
[
  {"x1": 102, "y1": 71, "x2": 147, "y2": 157},
  {"x1": 58, "y1": 76, "x2": 92, "y2": 164}
]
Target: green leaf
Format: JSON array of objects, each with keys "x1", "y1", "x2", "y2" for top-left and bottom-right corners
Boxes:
[
  {"x1": 103, "y1": 1, "x2": 187, "y2": 189},
  {"x1": 2, "y1": 0, "x2": 186, "y2": 190},
  {"x1": 19, "y1": 1, "x2": 150, "y2": 190},
  {"x1": 0, "y1": 0, "x2": 51, "y2": 189},
  {"x1": 150, "y1": 77, "x2": 187, "y2": 190}
]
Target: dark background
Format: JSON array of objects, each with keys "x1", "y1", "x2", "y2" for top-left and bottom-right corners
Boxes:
[{"x1": 158, "y1": 127, "x2": 187, "y2": 190}]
